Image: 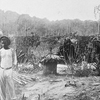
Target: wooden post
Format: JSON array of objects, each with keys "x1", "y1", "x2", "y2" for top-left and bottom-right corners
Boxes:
[
  {"x1": 98, "y1": 13, "x2": 100, "y2": 35},
  {"x1": 94, "y1": 5, "x2": 100, "y2": 35}
]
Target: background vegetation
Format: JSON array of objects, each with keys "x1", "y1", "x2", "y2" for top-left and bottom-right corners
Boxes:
[{"x1": 0, "y1": 9, "x2": 99, "y2": 64}]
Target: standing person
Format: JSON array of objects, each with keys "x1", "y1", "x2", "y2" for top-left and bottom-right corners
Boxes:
[{"x1": 0, "y1": 36, "x2": 17, "y2": 100}]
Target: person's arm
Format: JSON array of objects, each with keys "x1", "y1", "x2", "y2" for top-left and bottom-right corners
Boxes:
[{"x1": 12, "y1": 48, "x2": 17, "y2": 68}]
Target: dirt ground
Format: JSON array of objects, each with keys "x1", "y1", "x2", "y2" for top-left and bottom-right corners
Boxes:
[{"x1": 13, "y1": 68, "x2": 100, "y2": 100}]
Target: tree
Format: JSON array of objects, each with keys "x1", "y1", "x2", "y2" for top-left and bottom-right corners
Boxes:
[{"x1": 41, "y1": 35, "x2": 62, "y2": 55}]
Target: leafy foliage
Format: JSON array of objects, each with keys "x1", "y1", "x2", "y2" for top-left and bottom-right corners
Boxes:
[
  {"x1": 41, "y1": 35, "x2": 62, "y2": 54},
  {"x1": 16, "y1": 34, "x2": 40, "y2": 63}
]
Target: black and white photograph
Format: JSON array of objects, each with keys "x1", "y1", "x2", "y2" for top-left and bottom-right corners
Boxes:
[{"x1": 0, "y1": 0, "x2": 100, "y2": 100}]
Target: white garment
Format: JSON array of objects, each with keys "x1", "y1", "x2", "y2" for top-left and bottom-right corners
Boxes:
[
  {"x1": 0, "y1": 48, "x2": 17, "y2": 100},
  {"x1": 0, "y1": 68, "x2": 16, "y2": 100},
  {"x1": 0, "y1": 48, "x2": 17, "y2": 68}
]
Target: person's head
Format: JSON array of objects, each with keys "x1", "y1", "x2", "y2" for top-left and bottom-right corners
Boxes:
[{"x1": 0, "y1": 36, "x2": 11, "y2": 49}]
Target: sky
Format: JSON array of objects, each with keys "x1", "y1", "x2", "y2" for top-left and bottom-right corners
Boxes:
[{"x1": 0, "y1": 0, "x2": 100, "y2": 21}]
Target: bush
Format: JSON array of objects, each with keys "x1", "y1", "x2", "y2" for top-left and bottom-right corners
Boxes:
[
  {"x1": 18, "y1": 64, "x2": 41, "y2": 74},
  {"x1": 74, "y1": 68, "x2": 97, "y2": 77},
  {"x1": 74, "y1": 69, "x2": 90, "y2": 77}
]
